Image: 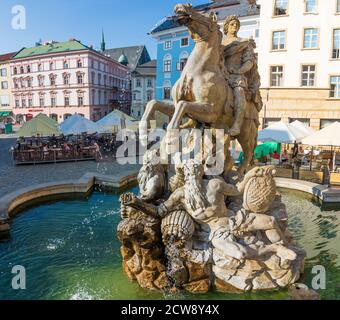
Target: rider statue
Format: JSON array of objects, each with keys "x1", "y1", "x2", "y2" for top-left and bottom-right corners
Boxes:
[{"x1": 222, "y1": 15, "x2": 262, "y2": 137}]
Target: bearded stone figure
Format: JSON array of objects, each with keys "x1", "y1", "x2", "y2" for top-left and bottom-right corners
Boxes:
[{"x1": 118, "y1": 3, "x2": 305, "y2": 294}]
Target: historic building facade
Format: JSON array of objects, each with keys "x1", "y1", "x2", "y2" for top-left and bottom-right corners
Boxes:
[
  {"x1": 0, "y1": 52, "x2": 16, "y2": 120},
  {"x1": 10, "y1": 40, "x2": 131, "y2": 123},
  {"x1": 150, "y1": 0, "x2": 260, "y2": 100},
  {"x1": 130, "y1": 60, "x2": 156, "y2": 119},
  {"x1": 257, "y1": 0, "x2": 340, "y2": 130}
]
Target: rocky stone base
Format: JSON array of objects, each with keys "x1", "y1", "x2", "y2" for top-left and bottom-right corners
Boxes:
[{"x1": 117, "y1": 209, "x2": 172, "y2": 291}]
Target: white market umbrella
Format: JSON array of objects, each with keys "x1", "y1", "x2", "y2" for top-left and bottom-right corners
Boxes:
[
  {"x1": 290, "y1": 120, "x2": 315, "y2": 138},
  {"x1": 302, "y1": 122, "x2": 340, "y2": 147},
  {"x1": 60, "y1": 114, "x2": 106, "y2": 135},
  {"x1": 97, "y1": 110, "x2": 136, "y2": 132},
  {"x1": 258, "y1": 121, "x2": 305, "y2": 143},
  {"x1": 302, "y1": 122, "x2": 340, "y2": 171}
]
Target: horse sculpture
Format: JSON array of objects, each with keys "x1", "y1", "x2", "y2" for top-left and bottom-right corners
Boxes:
[{"x1": 140, "y1": 4, "x2": 260, "y2": 174}]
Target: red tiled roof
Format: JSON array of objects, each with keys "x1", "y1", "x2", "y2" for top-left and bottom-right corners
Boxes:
[{"x1": 0, "y1": 52, "x2": 17, "y2": 62}]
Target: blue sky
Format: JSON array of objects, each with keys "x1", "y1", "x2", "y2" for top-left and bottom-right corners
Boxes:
[{"x1": 0, "y1": 0, "x2": 204, "y2": 58}]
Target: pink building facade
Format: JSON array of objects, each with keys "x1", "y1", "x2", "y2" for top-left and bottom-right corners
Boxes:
[{"x1": 11, "y1": 40, "x2": 131, "y2": 123}]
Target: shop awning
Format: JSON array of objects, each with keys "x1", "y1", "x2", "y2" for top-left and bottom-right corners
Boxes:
[{"x1": 0, "y1": 111, "x2": 12, "y2": 117}]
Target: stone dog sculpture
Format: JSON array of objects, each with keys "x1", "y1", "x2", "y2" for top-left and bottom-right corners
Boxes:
[
  {"x1": 117, "y1": 3, "x2": 305, "y2": 294},
  {"x1": 139, "y1": 3, "x2": 260, "y2": 175}
]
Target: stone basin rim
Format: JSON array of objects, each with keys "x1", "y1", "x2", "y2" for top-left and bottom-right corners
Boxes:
[
  {"x1": 0, "y1": 175, "x2": 339, "y2": 233},
  {"x1": 0, "y1": 171, "x2": 138, "y2": 231}
]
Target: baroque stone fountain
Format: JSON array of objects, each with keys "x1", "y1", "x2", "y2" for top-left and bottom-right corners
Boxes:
[{"x1": 117, "y1": 4, "x2": 305, "y2": 294}]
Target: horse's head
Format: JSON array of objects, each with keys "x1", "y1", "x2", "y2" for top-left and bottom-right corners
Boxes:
[{"x1": 174, "y1": 3, "x2": 221, "y2": 44}]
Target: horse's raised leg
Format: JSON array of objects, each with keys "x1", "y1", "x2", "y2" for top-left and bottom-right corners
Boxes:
[{"x1": 139, "y1": 99, "x2": 175, "y2": 140}]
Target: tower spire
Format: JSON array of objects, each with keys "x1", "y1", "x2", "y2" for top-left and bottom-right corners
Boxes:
[{"x1": 101, "y1": 29, "x2": 106, "y2": 52}]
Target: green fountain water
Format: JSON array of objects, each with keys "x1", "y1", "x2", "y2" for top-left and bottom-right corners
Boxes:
[{"x1": 0, "y1": 188, "x2": 339, "y2": 300}]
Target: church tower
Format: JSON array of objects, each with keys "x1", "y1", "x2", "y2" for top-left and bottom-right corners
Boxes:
[{"x1": 100, "y1": 29, "x2": 106, "y2": 52}]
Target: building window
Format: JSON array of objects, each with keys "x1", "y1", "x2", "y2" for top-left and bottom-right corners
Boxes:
[
  {"x1": 330, "y1": 76, "x2": 340, "y2": 98},
  {"x1": 274, "y1": 0, "x2": 288, "y2": 16},
  {"x1": 28, "y1": 99, "x2": 32, "y2": 107},
  {"x1": 92, "y1": 90, "x2": 95, "y2": 105},
  {"x1": 303, "y1": 28, "x2": 318, "y2": 49},
  {"x1": 270, "y1": 66, "x2": 284, "y2": 86},
  {"x1": 305, "y1": 0, "x2": 317, "y2": 13},
  {"x1": 63, "y1": 60, "x2": 69, "y2": 69},
  {"x1": 38, "y1": 77, "x2": 44, "y2": 87},
  {"x1": 27, "y1": 65, "x2": 31, "y2": 73},
  {"x1": 164, "y1": 87, "x2": 171, "y2": 100},
  {"x1": 179, "y1": 58, "x2": 188, "y2": 71},
  {"x1": 163, "y1": 56, "x2": 172, "y2": 73},
  {"x1": 301, "y1": 65, "x2": 316, "y2": 87},
  {"x1": 51, "y1": 97, "x2": 56, "y2": 107},
  {"x1": 63, "y1": 74, "x2": 69, "y2": 85},
  {"x1": 65, "y1": 97, "x2": 70, "y2": 106},
  {"x1": 136, "y1": 78, "x2": 141, "y2": 87},
  {"x1": 332, "y1": 29, "x2": 340, "y2": 59},
  {"x1": 272, "y1": 31, "x2": 286, "y2": 50},
  {"x1": 147, "y1": 79, "x2": 152, "y2": 87},
  {"x1": 181, "y1": 38, "x2": 189, "y2": 47},
  {"x1": 39, "y1": 97, "x2": 45, "y2": 107},
  {"x1": 20, "y1": 66, "x2": 24, "y2": 74},
  {"x1": 264, "y1": 118, "x2": 281, "y2": 128},
  {"x1": 77, "y1": 59, "x2": 83, "y2": 68},
  {"x1": 1, "y1": 81, "x2": 8, "y2": 90},
  {"x1": 49, "y1": 62, "x2": 54, "y2": 71},
  {"x1": 164, "y1": 41, "x2": 172, "y2": 49},
  {"x1": 78, "y1": 96, "x2": 84, "y2": 106},
  {"x1": 15, "y1": 100, "x2": 20, "y2": 108},
  {"x1": 21, "y1": 99, "x2": 26, "y2": 108},
  {"x1": 320, "y1": 119, "x2": 337, "y2": 129},
  {"x1": 14, "y1": 79, "x2": 18, "y2": 89},
  {"x1": 27, "y1": 78, "x2": 32, "y2": 87},
  {"x1": 147, "y1": 91, "x2": 153, "y2": 101},
  {"x1": 0, "y1": 68, "x2": 7, "y2": 77},
  {"x1": 50, "y1": 76, "x2": 56, "y2": 86},
  {"x1": 13, "y1": 67, "x2": 17, "y2": 75},
  {"x1": 98, "y1": 74, "x2": 102, "y2": 85},
  {"x1": 38, "y1": 64, "x2": 42, "y2": 72},
  {"x1": 77, "y1": 74, "x2": 83, "y2": 84},
  {"x1": 337, "y1": 0, "x2": 340, "y2": 13}
]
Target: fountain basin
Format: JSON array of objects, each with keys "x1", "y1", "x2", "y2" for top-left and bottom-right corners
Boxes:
[{"x1": 0, "y1": 188, "x2": 339, "y2": 300}]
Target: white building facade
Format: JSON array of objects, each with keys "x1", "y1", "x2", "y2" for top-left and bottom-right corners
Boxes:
[
  {"x1": 131, "y1": 60, "x2": 156, "y2": 120},
  {"x1": 11, "y1": 40, "x2": 131, "y2": 123},
  {"x1": 257, "y1": 0, "x2": 340, "y2": 129}
]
